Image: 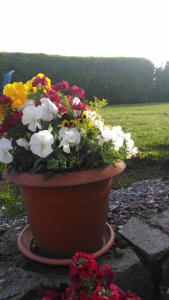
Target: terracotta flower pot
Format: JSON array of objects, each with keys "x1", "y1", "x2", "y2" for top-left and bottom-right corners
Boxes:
[{"x1": 3, "y1": 162, "x2": 125, "y2": 258}]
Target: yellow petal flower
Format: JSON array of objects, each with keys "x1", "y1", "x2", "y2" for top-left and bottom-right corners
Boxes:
[{"x1": 3, "y1": 82, "x2": 28, "y2": 110}]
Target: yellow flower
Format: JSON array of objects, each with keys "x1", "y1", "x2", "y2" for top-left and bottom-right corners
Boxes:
[
  {"x1": 3, "y1": 82, "x2": 28, "y2": 110},
  {"x1": 60, "y1": 119, "x2": 70, "y2": 128}
]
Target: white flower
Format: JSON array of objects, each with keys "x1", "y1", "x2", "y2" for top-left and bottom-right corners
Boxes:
[
  {"x1": 19, "y1": 99, "x2": 35, "y2": 110},
  {"x1": 111, "y1": 126, "x2": 125, "y2": 151},
  {"x1": 16, "y1": 138, "x2": 29, "y2": 150},
  {"x1": 59, "y1": 127, "x2": 81, "y2": 153},
  {"x1": 0, "y1": 138, "x2": 13, "y2": 164},
  {"x1": 125, "y1": 138, "x2": 138, "y2": 158},
  {"x1": 73, "y1": 97, "x2": 80, "y2": 105},
  {"x1": 22, "y1": 105, "x2": 42, "y2": 132},
  {"x1": 73, "y1": 110, "x2": 81, "y2": 118},
  {"x1": 98, "y1": 125, "x2": 125, "y2": 151},
  {"x1": 39, "y1": 97, "x2": 59, "y2": 121},
  {"x1": 29, "y1": 130, "x2": 54, "y2": 158}
]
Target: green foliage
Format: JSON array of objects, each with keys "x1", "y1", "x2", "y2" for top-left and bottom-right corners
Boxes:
[
  {"x1": 0, "y1": 184, "x2": 23, "y2": 218},
  {"x1": 0, "y1": 52, "x2": 154, "y2": 104}
]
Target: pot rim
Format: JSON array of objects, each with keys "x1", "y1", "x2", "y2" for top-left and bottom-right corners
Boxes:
[{"x1": 3, "y1": 161, "x2": 126, "y2": 187}]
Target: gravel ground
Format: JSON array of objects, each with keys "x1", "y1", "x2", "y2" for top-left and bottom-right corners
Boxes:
[
  {"x1": 1, "y1": 178, "x2": 169, "y2": 232},
  {"x1": 108, "y1": 178, "x2": 169, "y2": 231}
]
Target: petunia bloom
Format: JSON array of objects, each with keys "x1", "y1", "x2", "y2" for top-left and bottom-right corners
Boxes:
[
  {"x1": 29, "y1": 130, "x2": 54, "y2": 158},
  {"x1": 0, "y1": 137, "x2": 13, "y2": 164},
  {"x1": 16, "y1": 138, "x2": 29, "y2": 150},
  {"x1": 22, "y1": 105, "x2": 42, "y2": 132},
  {"x1": 59, "y1": 127, "x2": 80, "y2": 153},
  {"x1": 39, "y1": 97, "x2": 59, "y2": 121}
]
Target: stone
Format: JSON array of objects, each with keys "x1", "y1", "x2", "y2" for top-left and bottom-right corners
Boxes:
[
  {"x1": 0, "y1": 228, "x2": 19, "y2": 258},
  {"x1": 120, "y1": 217, "x2": 169, "y2": 261},
  {"x1": 159, "y1": 282, "x2": 169, "y2": 300},
  {"x1": 109, "y1": 204, "x2": 118, "y2": 211},
  {"x1": 150, "y1": 210, "x2": 169, "y2": 233},
  {"x1": 98, "y1": 248, "x2": 154, "y2": 300},
  {"x1": 0, "y1": 266, "x2": 49, "y2": 300},
  {"x1": 161, "y1": 255, "x2": 169, "y2": 285},
  {"x1": 0, "y1": 263, "x2": 70, "y2": 300}
]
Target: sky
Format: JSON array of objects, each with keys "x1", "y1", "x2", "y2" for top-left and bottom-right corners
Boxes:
[{"x1": 0, "y1": 0, "x2": 169, "y2": 67}]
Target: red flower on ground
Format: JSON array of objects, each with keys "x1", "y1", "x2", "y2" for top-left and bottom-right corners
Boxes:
[
  {"x1": 120, "y1": 291, "x2": 142, "y2": 300},
  {"x1": 92, "y1": 284, "x2": 120, "y2": 300},
  {"x1": 98, "y1": 264, "x2": 116, "y2": 286},
  {"x1": 70, "y1": 252, "x2": 99, "y2": 280}
]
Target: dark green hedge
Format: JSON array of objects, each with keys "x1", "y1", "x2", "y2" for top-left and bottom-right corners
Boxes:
[{"x1": 0, "y1": 52, "x2": 154, "y2": 104}]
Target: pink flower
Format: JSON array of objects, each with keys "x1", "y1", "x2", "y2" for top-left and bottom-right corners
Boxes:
[
  {"x1": 53, "y1": 81, "x2": 70, "y2": 92},
  {"x1": 69, "y1": 85, "x2": 85, "y2": 98}
]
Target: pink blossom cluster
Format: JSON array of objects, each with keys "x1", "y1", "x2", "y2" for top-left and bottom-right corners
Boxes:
[{"x1": 37, "y1": 252, "x2": 142, "y2": 300}]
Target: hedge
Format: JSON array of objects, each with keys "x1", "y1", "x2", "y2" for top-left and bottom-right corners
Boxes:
[{"x1": 0, "y1": 52, "x2": 154, "y2": 104}]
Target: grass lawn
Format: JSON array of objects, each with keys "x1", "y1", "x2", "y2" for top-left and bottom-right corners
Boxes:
[{"x1": 102, "y1": 102, "x2": 169, "y2": 188}]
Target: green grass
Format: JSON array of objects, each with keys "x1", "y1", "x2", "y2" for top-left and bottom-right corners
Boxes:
[
  {"x1": 0, "y1": 184, "x2": 23, "y2": 218},
  {"x1": 102, "y1": 102, "x2": 169, "y2": 188},
  {"x1": 102, "y1": 102, "x2": 169, "y2": 160}
]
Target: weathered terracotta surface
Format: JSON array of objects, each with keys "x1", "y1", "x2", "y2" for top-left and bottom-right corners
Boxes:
[{"x1": 3, "y1": 162, "x2": 125, "y2": 257}]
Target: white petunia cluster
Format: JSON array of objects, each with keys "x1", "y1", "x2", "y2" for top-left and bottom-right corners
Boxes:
[
  {"x1": 21, "y1": 98, "x2": 59, "y2": 132},
  {"x1": 96, "y1": 124, "x2": 138, "y2": 156},
  {"x1": 59, "y1": 127, "x2": 81, "y2": 153},
  {"x1": 0, "y1": 138, "x2": 13, "y2": 164}
]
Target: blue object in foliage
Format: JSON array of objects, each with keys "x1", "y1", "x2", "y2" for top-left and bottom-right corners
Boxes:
[{"x1": 0, "y1": 70, "x2": 15, "y2": 94}]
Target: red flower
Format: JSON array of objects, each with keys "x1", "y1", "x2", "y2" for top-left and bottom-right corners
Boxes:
[
  {"x1": 32, "y1": 75, "x2": 48, "y2": 87},
  {"x1": 6, "y1": 111, "x2": 23, "y2": 126},
  {"x1": 0, "y1": 123, "x2": 9, "y2": 134},
  {"x1": 92, "y1": 285, "x2": 120, "y2": 300},
  {"x1": 120, "y1": 291, "x2": 142, "y2": 300},
  {"x1": 69, "y1": 85, "x2": 85, "y2": 98},
  {"x1": 0, "y1": 95, "x2": 11, "y2": 105},
  {"x1": 70, "y1": 252, "x2": 99, "y2": 280},
  {"x1": 98, "y1": 264, "x2": 116, "y2": 286},
  {"x1": 53, "y1": 81, "x2": 70, "y2": 92}
]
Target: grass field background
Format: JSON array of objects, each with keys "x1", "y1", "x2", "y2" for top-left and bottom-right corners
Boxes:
[
  {"x1": 103, "y1": 102, "x2": 169, "y2": 160},
  {"x1": 102, "y1": 102, "x2": 169, "y2": 188}
]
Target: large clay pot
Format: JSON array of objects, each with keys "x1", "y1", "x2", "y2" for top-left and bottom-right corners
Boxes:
[{"x1": 3, "y1": 162, "x2": 125, "y2": 258}]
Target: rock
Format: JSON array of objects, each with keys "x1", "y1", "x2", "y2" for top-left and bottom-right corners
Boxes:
[
  {"x1": 150, "y1": 210, "x2": 169, "y2": 233},
  {"x1": 161, "y1": 255, "x2": 169, "y2": 285},
  {"x1": 109, "y1": 204, "x2": 118, "y2": 211},
  {"x1": 98, "y1": 248, "x2": 154, "y2": 300},
  {"x1": 0, "y1": 263, "x2": 70, "y2": 300},
  {"x1": 114, "y1": 247, "x2": 124, "y2": 258},
  {"x1": 0, "y1": 228, "x2": 19, "y2": 257},
  {"x1": 159, "y1": 282, "x2": 169, "y2": 300},
  {"x1": 0, "y1": 265, "x2": 50, "y2": 300},
  {"x1": 120, "y1": 217, "x2": 169, "y2": 261}
]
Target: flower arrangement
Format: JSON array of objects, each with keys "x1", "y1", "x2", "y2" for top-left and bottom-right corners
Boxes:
[
  {"x1": 36, "y1": 252, "x2": 142, "y2": 300},
  {"x1": 0, "y1": 73, "x2": 137, "y2": 175}
]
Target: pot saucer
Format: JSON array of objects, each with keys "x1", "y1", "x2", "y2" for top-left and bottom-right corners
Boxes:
[{"x1": 17, "y1": 223, "x2": 115, "y2": 265}]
